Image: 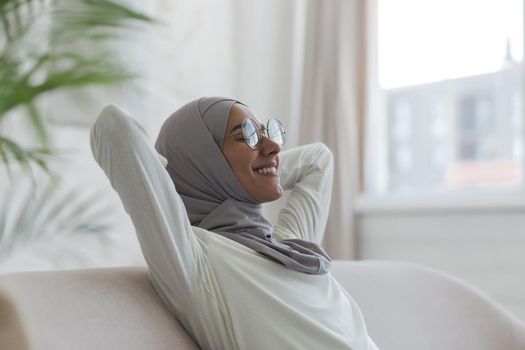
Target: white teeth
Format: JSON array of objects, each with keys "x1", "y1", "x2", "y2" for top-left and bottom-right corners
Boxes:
[{"x1": 255, "y1": 167, "x2": 277, "y2": 174}]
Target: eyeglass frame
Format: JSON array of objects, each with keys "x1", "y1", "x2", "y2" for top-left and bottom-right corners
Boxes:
[{"x1": 216, "y1": 117, "x2": 287, "y2": 150}]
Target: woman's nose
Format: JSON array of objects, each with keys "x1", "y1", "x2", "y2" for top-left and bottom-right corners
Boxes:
[{"x1": 259, "y1": 135, "x2": 281, "y2": 155}]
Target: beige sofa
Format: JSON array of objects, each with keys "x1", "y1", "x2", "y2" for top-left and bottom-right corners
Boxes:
[{"x1": 1, "y1": 260, "x2": 524, "y2": 350}]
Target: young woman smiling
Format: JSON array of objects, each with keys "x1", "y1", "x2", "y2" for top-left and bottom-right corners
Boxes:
[{"x1": 90, "y1": 97, "x2": 378, "y2": 350}]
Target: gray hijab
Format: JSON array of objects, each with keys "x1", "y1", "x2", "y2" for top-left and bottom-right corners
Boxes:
[{"x1": 155, "y1": 97, "x2": 331, "y2": 274}]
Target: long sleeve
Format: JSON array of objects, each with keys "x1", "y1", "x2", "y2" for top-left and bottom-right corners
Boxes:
[
  {"x1": 273, "y1": 142, "x2": 334, "y2": 244},
  {"x1": 90, "y1": 105, "x2": 204, "y2": 307}
]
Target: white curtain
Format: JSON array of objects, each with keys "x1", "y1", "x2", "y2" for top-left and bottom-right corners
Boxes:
[
  {"x1": 292, "y1": 0, "x2": 363, "y2": 259},
  {"x1": 241, "y1": 0, "x2": 364, "y2": 259},
  {"x1": 216, "y1": 0, "x2": 365, "y2": 259}
]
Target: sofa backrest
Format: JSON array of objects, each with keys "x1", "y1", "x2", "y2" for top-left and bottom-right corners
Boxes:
[
  {"x1": 1, "y1": 261, "x2": 525, "y2": 350},
  {"x1": 0, "y1": 267, "x2": 199, "y2": 350}
]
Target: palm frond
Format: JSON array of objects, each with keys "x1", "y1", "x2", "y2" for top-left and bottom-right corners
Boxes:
[
  {"x1": 0, "y1": 175, "x2": 114, "y2": 261},
  {"x1": 0, "y1": 0, "x2": 155, "y2": 177}
]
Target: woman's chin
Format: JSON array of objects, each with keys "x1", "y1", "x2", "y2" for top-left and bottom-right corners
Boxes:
[{"x1": 256, "y1": 185, "x2": 283, "y2": 203}]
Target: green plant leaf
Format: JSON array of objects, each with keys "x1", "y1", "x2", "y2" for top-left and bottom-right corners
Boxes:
[
  {"x1": 0, "y1": 175, "x2": 115, "y2": 260},
  {"x1": 0, "y1": 0, "x2": 155, "y2": 177}
]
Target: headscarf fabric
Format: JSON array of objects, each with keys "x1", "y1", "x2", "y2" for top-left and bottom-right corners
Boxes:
[{"x1": 155, "y1": 97, "x2": 331, "y2": 274}]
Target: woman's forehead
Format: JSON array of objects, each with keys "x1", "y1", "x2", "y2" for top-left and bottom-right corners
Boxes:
[{"x1": 230, "y1": 104, "x2": 260, "y2": 124}]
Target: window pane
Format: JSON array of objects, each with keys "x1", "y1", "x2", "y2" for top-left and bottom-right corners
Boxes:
[{"x1": 377, "y1": 0, "x2": 524, "y2": 193}]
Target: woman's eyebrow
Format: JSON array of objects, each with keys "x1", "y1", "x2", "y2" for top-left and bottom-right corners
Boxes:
[
  {"x1": 230, "y1": 123, "x2": 243, "y2": 134},
  {"x1": 229, "y1": 119, "x2": 262, "y2": 134}
]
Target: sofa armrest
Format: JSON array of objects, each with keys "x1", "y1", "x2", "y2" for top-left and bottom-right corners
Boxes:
[
  {"x1": 0, "y1": 289, "x2": 30, "y2": 350},
  {"x1": 331, "y1": 260, "x2": 525, "y2": 350}
]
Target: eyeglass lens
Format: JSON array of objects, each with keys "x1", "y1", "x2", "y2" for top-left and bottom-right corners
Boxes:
[
  {"x1": 267, "y1": 119, "x2": 285, "y2": 145},
  {"x1": 242, "y1": 118, "x2": 285, "y2": 148}
]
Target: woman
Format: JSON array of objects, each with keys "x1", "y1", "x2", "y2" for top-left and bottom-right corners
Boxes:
[{"x1": 90, "y1": 97, "x2": 378, "y2": 350}]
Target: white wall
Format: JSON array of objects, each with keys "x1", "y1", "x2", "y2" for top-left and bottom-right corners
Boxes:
[
  {"x1": 147, "y1": 0, "x2": 301, "y2": 141},
  {"x1": 356, "y1": 199, "x2": 525, "y2": 322}
]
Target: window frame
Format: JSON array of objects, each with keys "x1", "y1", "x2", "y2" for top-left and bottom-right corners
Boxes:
[{"x1": 357, "y1": 0, "x2": 525, "y2": 214}]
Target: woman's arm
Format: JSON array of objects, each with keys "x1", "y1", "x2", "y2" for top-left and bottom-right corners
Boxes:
[
  {"x1": 273, "y1": 142, "x2": 334, "y2": 244},
  {"x1": 90, "y1": 105, "x2": 203, "y2": 307}
]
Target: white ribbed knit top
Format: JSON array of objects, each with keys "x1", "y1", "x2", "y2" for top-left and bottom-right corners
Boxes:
[{"x1": 90, "y1": 105, "x2": 378, "y2": 350}]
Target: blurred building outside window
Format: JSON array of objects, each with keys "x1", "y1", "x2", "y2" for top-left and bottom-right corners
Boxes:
[{"x1": 370, "y1": 0, "x2": 524, "y2": 195}]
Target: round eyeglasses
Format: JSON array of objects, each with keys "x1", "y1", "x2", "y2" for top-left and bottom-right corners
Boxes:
[
  {"x1": 219, "y1": 118, "x2": 286, "y2": 149},
  {"x1": 242, "y1": 118, "x2": 286, "y2": 149}
]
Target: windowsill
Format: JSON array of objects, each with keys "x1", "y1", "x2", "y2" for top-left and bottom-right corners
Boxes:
[{"x1": 354, "y1": 186, "x2": 525, "y2": 214}]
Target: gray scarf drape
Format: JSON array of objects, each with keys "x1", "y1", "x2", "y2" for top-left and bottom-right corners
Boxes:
[{"x1": 155, "y1": 97, "x2": 331, "y2": 274}]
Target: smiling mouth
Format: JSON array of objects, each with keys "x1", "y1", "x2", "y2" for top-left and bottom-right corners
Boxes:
[
  {"x1": 253, "y1": 166, "x2": 278, "y2": 176},
  {"x1": 252, "y1": 157, "x2": 279, "y2": 176}
]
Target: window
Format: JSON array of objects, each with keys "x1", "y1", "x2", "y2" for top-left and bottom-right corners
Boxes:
[{"x1": 368, "y1": 0, "x2": 524, "y2": 194}]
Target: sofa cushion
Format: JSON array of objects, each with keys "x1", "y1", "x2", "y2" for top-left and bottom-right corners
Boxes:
[{"x1": 0, "y1": 267, "x2": 198, "y2": 350}]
